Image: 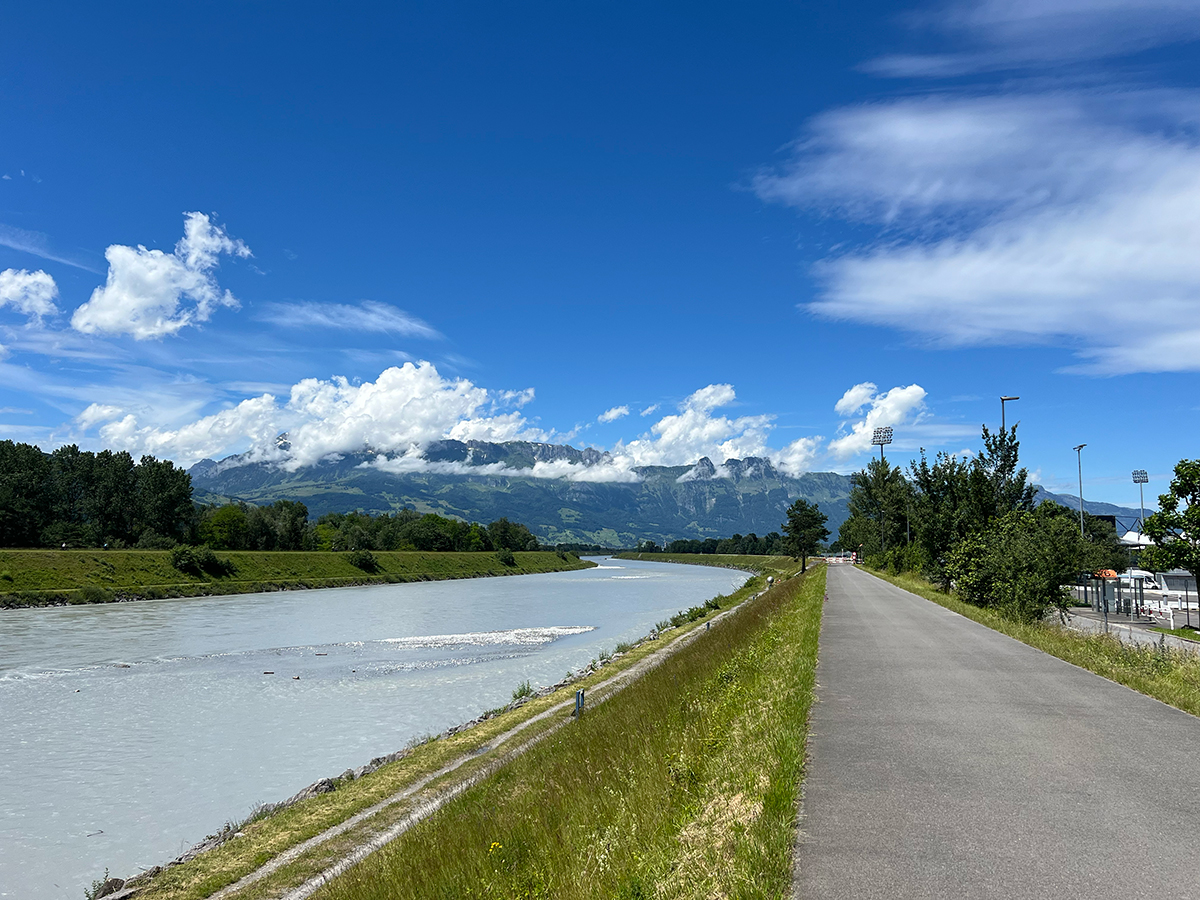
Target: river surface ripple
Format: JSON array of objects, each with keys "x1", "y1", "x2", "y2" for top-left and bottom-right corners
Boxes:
[{"x1": 0, "y1": 558, "x2": 748, "y2": 899}]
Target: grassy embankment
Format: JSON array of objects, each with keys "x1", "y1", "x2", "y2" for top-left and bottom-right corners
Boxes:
[
  {"x1": 0, "y1": 550, "x2": 593, "y2": 608},
  {"x1": 312, "y1": 562, "x2": 824, "y2": 900},
  {"x1": 865, "y1": 567, "x2": 1200, "y2": 717},
  {"x1": 127, "y1": 556, "x2": 818, "y2": 900},
  {"x1": 614, "y1": 551, "x2": 796, "y2": 572}
]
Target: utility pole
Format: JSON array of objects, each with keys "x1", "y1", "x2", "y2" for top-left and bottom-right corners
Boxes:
[
  {"x1": 1001, "y1": 395, "x2": 1019, "y2": 432},
  {"x1": 1074, "y1": 444, "x2": 1087, "y2": 537}
]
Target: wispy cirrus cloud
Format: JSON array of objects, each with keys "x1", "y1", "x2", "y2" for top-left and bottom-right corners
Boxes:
[
  {"x1": 868, "y1": 0, "x2": 1200, "y2": 77},
  {"x1": 259, "y1": 300, "x2": 441, "y2": 339},
  {"x1": 0, "y1": 223, "x2": 99, "y2": 272},
  {"x1": 755, "y1": 0, "x2": 1200, "y2": 375}
]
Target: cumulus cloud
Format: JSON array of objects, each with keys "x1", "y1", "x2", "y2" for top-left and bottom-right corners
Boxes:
[
  {"x1": 640, "y1": 403, "x2": 659, "y2": 416},
  {"x1": 259, "y1": 300, "x2": 441, "y2": 339},
  {"x1": 828, "y1": 383, "x2": 928, "y2": 459},
  {"x1": 75, "y1": 361, "x2": 541, "y2": 468},
  {"x1": 757, "y1": 90, "x2": 1200, "y2": 374},
  {"x1": 71, "y1": 212, "x2": 251, "y2": 339},
  {"x1": 774, "y1": 436, "x2": 824, "y2": 476},
  {"x1": 0, "y1": 269, "x2": 58, "y2": 322},
  {"x1": 615, "y1": 384, "x2": 773, "y2": 467},
  {"x1": 598, "y1": 405, "x2": 630, "y2": 423}
]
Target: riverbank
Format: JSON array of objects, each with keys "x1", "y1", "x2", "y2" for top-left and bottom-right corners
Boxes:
[
  {"x1": 613, "y1": 551, "x2": 794, "y2": 571},
  {"x1": 0, "y1": 550, "x2": 594, "y2": 607},
  {"x1": 100, "y1": 557, "x2": 817, "y2": 900}
]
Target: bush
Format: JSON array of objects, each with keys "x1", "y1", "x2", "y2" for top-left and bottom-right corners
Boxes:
[
  {"x1": 347, "y1": 549, "x2": 379, "y2": 572},
  {"x1": 171, "y1": 545, "x2": 236, "y2": 578},
  {"x1": 135, "y1": 529, "x2": 178, "y2": 550},
  {"x1": 511, "y1": 680, "x2": 534, "y2": 701},
  {"x1": 496, "y1": 548, "x2": 517, "y2": 567},
  {"x1": 72, "y1": 585, "x2": 116, "y2": 604}
]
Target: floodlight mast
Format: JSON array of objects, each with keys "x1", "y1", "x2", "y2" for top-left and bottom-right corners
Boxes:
[
  {"x1": 871, "y1": 426, "x2": 893, "y2": 463},
  {"x1": 871, "y1": 427, "x2": 894, "y2": 553},
  {"x1": 1074, "y1": 444, "x2": 1087, "y2": 537},
  {"x1": 1132, "y1": 469, "x2": 1148, "y2": 536}
]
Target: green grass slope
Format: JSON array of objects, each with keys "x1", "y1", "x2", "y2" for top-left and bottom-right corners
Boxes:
[{"x1": 0, "y1": 550, "x2": 594, "y2": 608}]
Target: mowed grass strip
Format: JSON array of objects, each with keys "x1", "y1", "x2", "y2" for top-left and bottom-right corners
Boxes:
[
  {"x1": 133, "y1": 565, "x2": 790, "y2": 900},
  {"x1": 313, "y1": 565, "x2": 824, "y2": 900},
  {"x1": 0, "y1": 550, "x2": 593, "y2": 607},
  {"x1": 866, "y1": 567, "x2": 1200, "y2": 717}
]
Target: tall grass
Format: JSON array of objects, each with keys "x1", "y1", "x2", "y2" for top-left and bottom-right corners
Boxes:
[
  {"x1": 868, "y1": 568, "x2": 1200, "y2": 717},
  {"x1": 315, "y1": 566, "x2": 825, "y2": 900}
]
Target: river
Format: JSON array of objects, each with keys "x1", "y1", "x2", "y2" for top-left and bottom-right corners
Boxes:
[{"x1": 0, "y1": 558, "x2": 748, "y2": 899}]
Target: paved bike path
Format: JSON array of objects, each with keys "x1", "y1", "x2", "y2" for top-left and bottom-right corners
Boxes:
[{"x1": 794, "y1": 565, "x2": 1200, "y2": 900}]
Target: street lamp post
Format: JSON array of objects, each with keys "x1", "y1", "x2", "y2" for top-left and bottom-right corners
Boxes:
[
  {"x1": 1001, "y1": 395, "x2": 1019, "y2": 432},
  {"x1": 872, "y1": 427, "x2": 894, "y2": 553},
  {"x1": 1074, "y1": 444, "x2": 1087, "y2": 537},
  {"x1": 1132, "y1": 469, "x2": 1148, "y2": 535}
]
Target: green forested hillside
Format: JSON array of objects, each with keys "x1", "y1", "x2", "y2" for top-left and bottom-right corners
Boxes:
[{"x1": 190, "y1": 442, "x2": 854, "y2": 547}]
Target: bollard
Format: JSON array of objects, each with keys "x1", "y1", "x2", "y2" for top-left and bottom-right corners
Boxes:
[{"x1": 574, "y1": 688, "x2": 585, "y2": 718}]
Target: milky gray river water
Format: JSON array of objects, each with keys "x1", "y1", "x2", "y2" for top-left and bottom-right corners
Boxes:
[{"x1": 0, "y1": 558, "x2": 748, "y2": 899}]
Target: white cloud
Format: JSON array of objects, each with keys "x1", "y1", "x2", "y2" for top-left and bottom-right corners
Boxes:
[
  {"x1": 0, "y1": 269, "x2": 58, "y2": 322},
  {"x1": 640, "y1": 403, "x2": 659, "y2": 416},
  {"x1": 615, "y1": 385, "x2": 773, "y2": 467},
  {"x1": 259, "y1": 300, "x2": 441, "y2": 339},
  {"x1": 75, "y1": 361, "x2": 541, "y2": 468},
  {"x1": 828, "y1": 383, "x2": 928, "y2": 459},
  {"x1": 774, "y1": 436, "x2": 824, "y2": 476},
  {"x1": 867, "y1": 0, "x2": 1200, "y2": 77},
  {"x1": 0, "y1": 224, "x2": 97, "y2": 271},
  {"x1": 71, "y1": 212, "x2": 251, "y2": 339},
  {"x1": 757, "y1": 91, "x2": 1200, "y2": 374},
  {"x1": 598, "y1": 405, "x2": 630, "y2": 423},
  {"x1": 834, "y1": 382, "x2": 878, "y2": 417}
]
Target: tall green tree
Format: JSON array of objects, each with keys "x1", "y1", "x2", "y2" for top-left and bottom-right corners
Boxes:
[
  {"x1": 838, "y1": 457, "x2": 910, "y2": 557},
  {"x1": 782, "y1": 499, "x2": 829, "y2": 572},
  {"x1": 1144, "y1": 459, "x2": 1200, "y2": 592}
]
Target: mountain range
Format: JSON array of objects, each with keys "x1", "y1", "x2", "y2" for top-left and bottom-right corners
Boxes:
[{"x1": 189, "y1": 439, "x2": 1142, "y2": 547}]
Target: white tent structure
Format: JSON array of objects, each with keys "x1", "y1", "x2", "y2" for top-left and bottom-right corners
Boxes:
[{"x1": 1119, "y1": 530, "x2": 1154, "y2": 548}]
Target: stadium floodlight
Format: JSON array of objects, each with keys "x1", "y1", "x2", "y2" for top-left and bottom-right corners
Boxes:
[
  {"x1": 1133, "y1": 469, "x2": 1149, "y2": 535},
  {"x1": 872, "y1": 427, "x2": 894, "y2": 553},
  {"x1": 871, "y1": 427, "x2": 893, "y2": 462}
]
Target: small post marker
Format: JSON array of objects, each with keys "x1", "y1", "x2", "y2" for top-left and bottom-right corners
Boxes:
[{"x1": 574, "y1": 688, "x2": 585, "y2": 718}]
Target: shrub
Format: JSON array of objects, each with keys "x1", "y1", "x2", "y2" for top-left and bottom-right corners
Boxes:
[
  {"x1": 347, "y1": 549, "x2": 379, "y2": 572},
  {"x1": 496, "y1": 548, "x2": 517, "y2": 567},
  {"x1": 72, "y1": 585, "x2": 116, "y2": 604},
  {"x1": 171, "y1": 545, "x2": 236, "y2": 578},
  {"x1": 511, "y1": 680, "x2": 534, "y2": 701}
]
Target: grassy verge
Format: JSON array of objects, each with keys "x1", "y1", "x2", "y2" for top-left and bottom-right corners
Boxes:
[
  {"x1": 614, "y1": 551, "x2": 796, "y2": 573},
  {"x1": 0, "y1": 550, "x2": 593, "y2": 608},
  {"x1": 865, "y1": 567, "x2": 1200, "y2": 718},
  {"x1": 311, "y1": 564, "x2": 824, "y2": 900},
  {"x1": 1149, "y1": 626, "x2": 1200, "y2": 641},
  {"x1": 125, "y1": 560, "x2": 802, "y2": 900}
]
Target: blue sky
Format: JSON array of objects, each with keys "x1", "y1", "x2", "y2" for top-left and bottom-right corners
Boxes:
[{"x1": 1, "y1": 0, "x2": 1198, "y2": 507}]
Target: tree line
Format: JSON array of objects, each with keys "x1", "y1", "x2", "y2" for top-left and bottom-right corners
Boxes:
[
  {"x1": 0, "y1": 439, "x2": 543, "y2": 553},
  {"x1": 832, "y1": 425, "x2": 1128, "y2": 622},
  {"x1": 642, "y1": 532, "x2": 787, "y2": 556}
]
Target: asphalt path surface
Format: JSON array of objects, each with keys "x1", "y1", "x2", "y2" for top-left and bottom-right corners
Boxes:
[{"x1": 794, "y1": 565, "x2": 1200, "y2": 900}]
